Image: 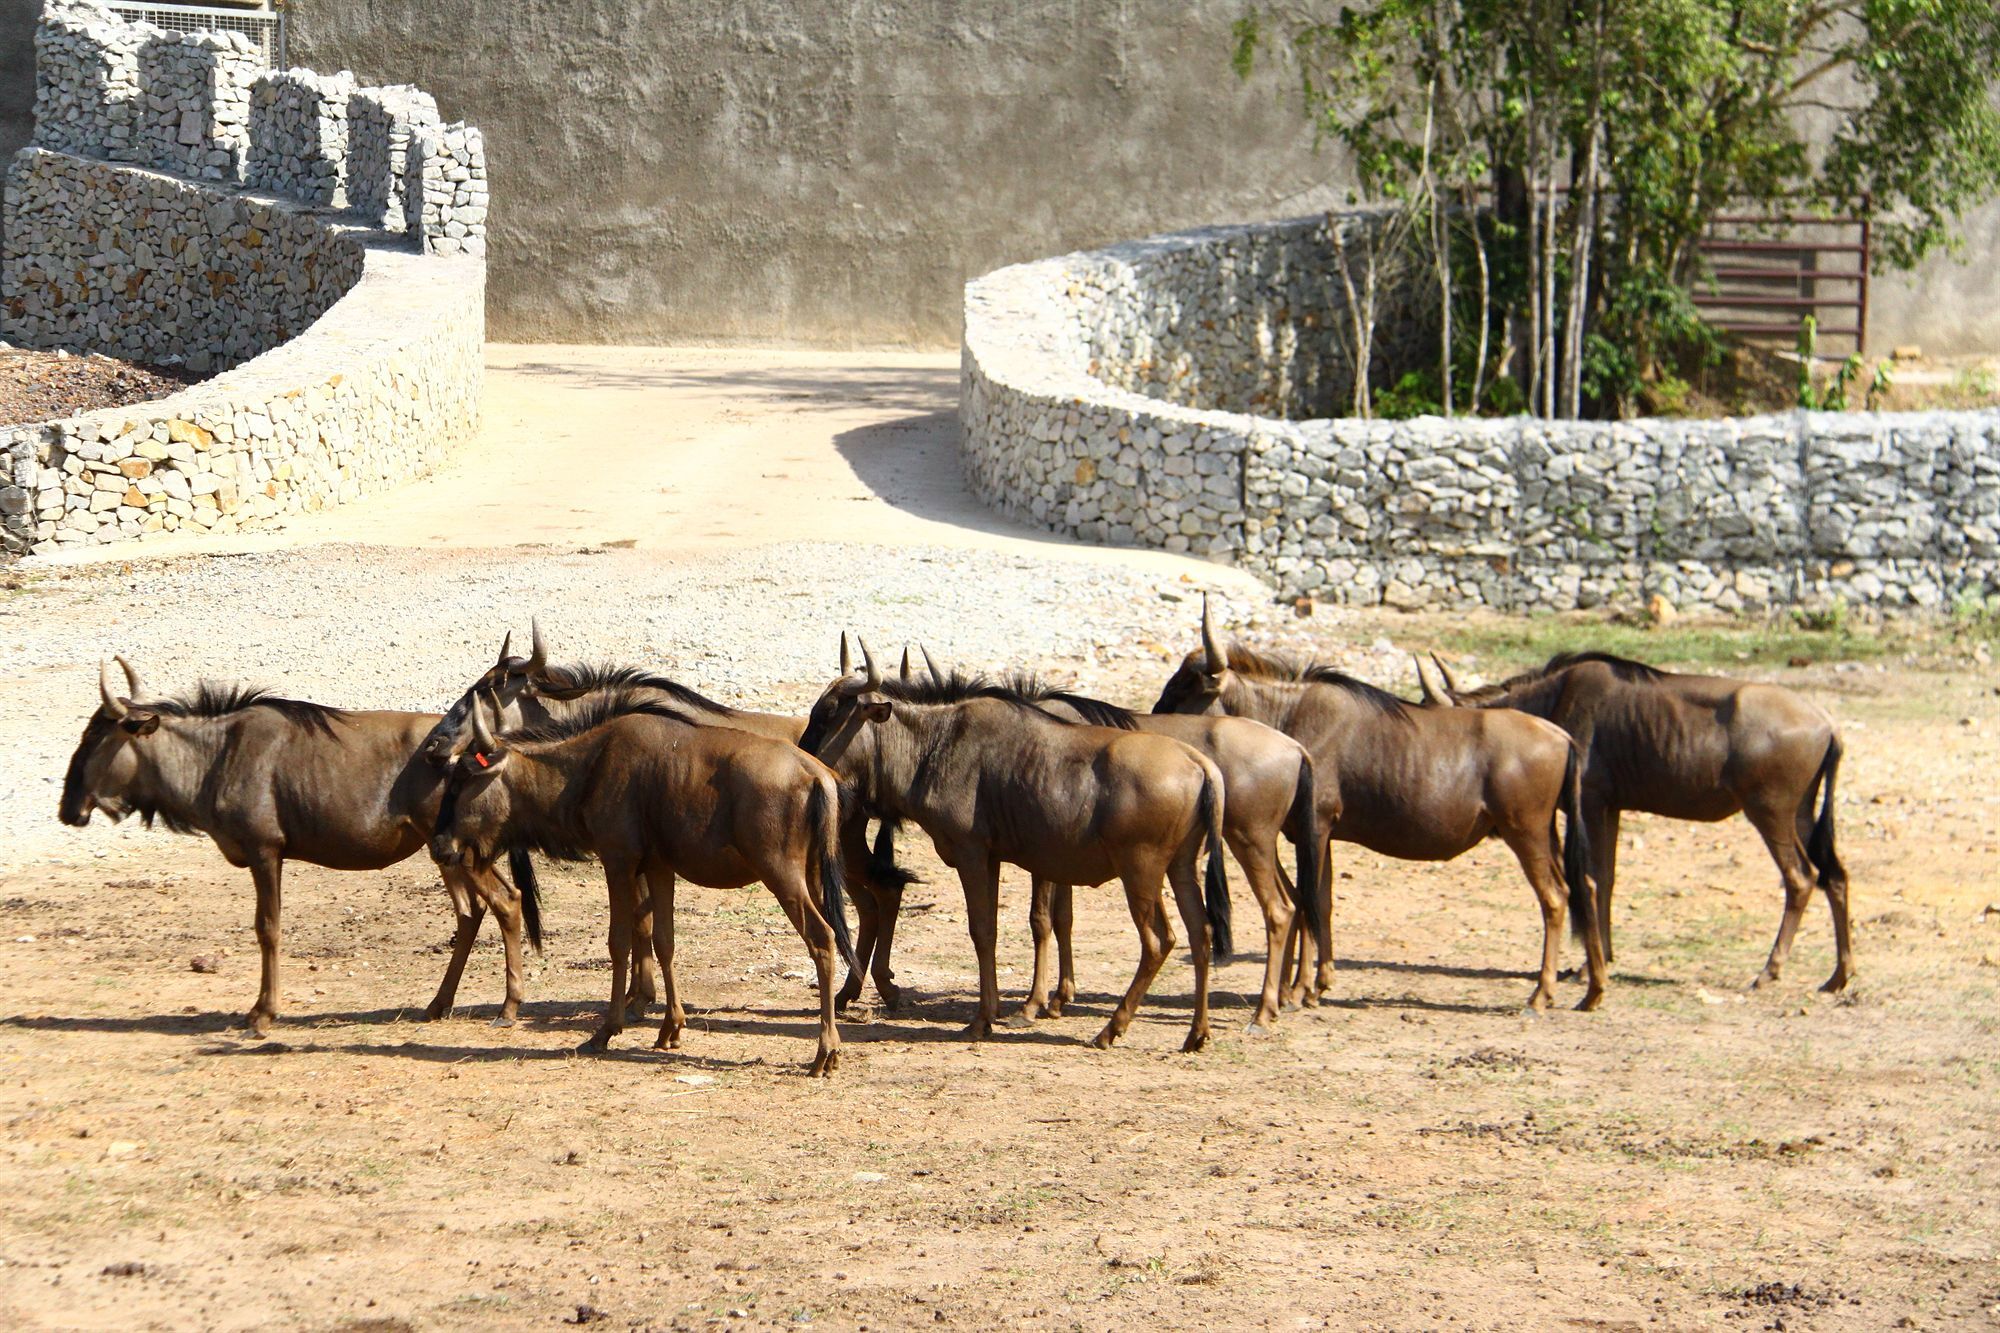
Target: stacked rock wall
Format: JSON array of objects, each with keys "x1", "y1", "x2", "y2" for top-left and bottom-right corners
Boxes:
[
  {"x1": 962, "y1": 217, "x2": 2000, "y2": 613},
  {"x1": 0, "y1": 0, "x2": 488, "y2": 558}
]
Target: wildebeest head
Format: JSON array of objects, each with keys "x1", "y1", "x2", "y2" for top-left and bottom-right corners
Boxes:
[
  {"x1": 1150, "y1": 595, "x2": 1232, "y2": 715},
  {"x1": 60, "y1": 657, "x2": 163, "y2": 826},
  {"x1": 419, "y1": 623, "x2": 548, "y2": 765},
  {"x1": 427, "y1": 689, "x2": 517, "y2": 866},
  {"x1": 797, "y1": 634, "x2": 895, "y2": 768}
]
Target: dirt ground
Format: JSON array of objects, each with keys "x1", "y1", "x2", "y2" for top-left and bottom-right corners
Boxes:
[
  {"x1": 2, "y1": 629, "x2": 1996, "y2": 1332},
  {"x1": 0, "y1": 349, "x2": 202, "y2": 428}
]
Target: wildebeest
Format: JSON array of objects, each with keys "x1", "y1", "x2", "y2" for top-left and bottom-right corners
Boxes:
[
  {"x1": 428, "y1": 691, "x2": 858, "y2": 1073},
  {"x1": 903, "y1": 650, "x2": 1333, "y2": 1030},
  {"x1": 1153, "y1": 600, "x2": 1605, "y2": 1012},
  {"x1": 800, "y1": 640, "x2": 1230, "y2": 1051},
  {"x1": 1425, "y1": 650, "x2": 1852, "y2": 991},
  {"x1": 60, "y1": 658, "x2": 538, "y2": 1034}
]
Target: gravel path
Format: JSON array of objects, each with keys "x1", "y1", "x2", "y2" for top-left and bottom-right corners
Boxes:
[{"x1": 0, "y1": 539, "x2": 1352, "y2": 873}]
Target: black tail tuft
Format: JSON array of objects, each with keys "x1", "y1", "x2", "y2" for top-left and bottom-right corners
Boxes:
[
  {"x1": 1807, "y1": 735, "x2": 1846, "y2": 890},
  {"x1": 868, "y1": 817, "x2": 921, "y2": 891},
  {"x1": 1284, "y1": 752, "x2": 1329, "y2": 950},
  {"x1": 810, "y1": 781, "x2": 861, "y2": 976},
  {"x1": 509, "y1": 847, "x2": 544, "y2": 954},
  {"x1": 1558, "y1": 741, "x2": 1592, "y2": 945},
  {"x1": 1199, "y1": 772, "x2": 1233, "y2": 961}
]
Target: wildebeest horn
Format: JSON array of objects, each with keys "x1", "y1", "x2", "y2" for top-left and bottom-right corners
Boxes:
[
  {"x1": 470, "y1": 689, "x2": 498, "y2": 755},
  {"x1": 115, "y1": 654, "x2": 142, "y2": 701},
  {"x1": 859, "y1": 637, "x2": 882, "y2": 690},
  {"x1": 920, "y1": 644, "x2": 945, "y2": 687},
  {"x1": 1431, "y1": 652, "x2": 1464, "y2": 698},
  {"x1": 98, "y1": 659, "x2": 129, "y2": 719},
  {"x1": 525, "y1": 618, "x2": 548, "y2": 675},
  {"x1": 496, "y1": 630, "x2": 513, "y2": 665},
  {"x1": 899, "y1": 646, "x2": 912, "y2": 683},
  {"x1": 839, "y1": 632, "x2": 852, "y2": 676},
  {"x1": 1413, "y1": 653, "x2": 1444, "y2": 705},
  {"x1": 1200, "y1": 593, "x2": 1225, "y2": 676}
]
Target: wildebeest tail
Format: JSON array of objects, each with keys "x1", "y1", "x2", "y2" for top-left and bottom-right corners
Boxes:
[
  {"x1": 1284, "y1": 752, "x2": 1329, "y2": 950},
  {"x1": 1558, "y1": 739, "x2": 1593, "y2": 944},
  {"x1": 808, "y1": 778, "x2": 861, "y2": 976},
  {"x1": 508, "y1": 847, "x2": 544, "y2": 954},
  {"x1": 868, "y1": 816, "x2": 920, "y2": 891},
  {"x1": 1199, "y1": 766, "x2": 1232, "y2": 961},
  {"x1": 1807, "y1": 734, "x2": 1846, "y2": 891}
]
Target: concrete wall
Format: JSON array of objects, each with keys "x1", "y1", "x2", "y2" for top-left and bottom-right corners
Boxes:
[{"x1": 9, "y1": 0, "x2": 1996, "y2": 350}]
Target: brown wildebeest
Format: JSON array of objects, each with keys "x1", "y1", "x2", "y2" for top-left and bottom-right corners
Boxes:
[
  {"x1": 1152, "y1": 599, "x2": 1605, "y2": 1012},
  {"x1": 799, "y1": 640, "x2": 1229, "y2": 1052},
  {"x1": 429, "y1": 692, "x2": 858, "y2": 1074},
  {"x1": 1425, "y1": 650, "x2": 1852, "y2": 991},
  {"x1": 421, "y1": 626, "x2": 913, "y2": 1023},
  {"x1": 60, "y1": 658, "x2": 538, "y2": 1034},
  {"x1": 904, "y1": 651, "x2": 1333, "y2": 1030}
]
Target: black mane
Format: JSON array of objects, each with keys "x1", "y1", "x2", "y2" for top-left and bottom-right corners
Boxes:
[
  {"x1": 503, "y1": 695, "x2": 699, "y2": 745},
  {"x1": 539, "y1": 661, "x2": 741, "y2": 716},
  {"x1": 1543, "y1": 651, "x2": 1666, "y2": 682},
  {"x1": 1224, "y1": 644, "x2": 1412, "y2": 720},
  {"x1": 148, "y1": 683, "x2": 350, "y2": 737},
  {"x1": 991, "y1": 671, "x2": 1140, "y2": 730}
]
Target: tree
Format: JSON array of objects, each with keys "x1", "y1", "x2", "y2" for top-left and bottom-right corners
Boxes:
[{"x1": 1233, "y1": 0, "x2": 2000, "y2": 419}]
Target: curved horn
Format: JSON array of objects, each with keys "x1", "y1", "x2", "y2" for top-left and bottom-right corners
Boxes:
[
  {"x1": 920, "y1": 644, "x2": 945, "y2": 687},
  {"x1": 470, "y1": 688, "x2": 498, "y2": 756},
  {"x1": 495, "y1": 630, "x2": 514, "y2": 665},
  {"x1": 525, "y1": 618, "x2": 548, "y2": 675},
  {"x1": 899, "y1": 646, "x2": 912, "y2": 684},
  {"x1": 1200, "y1": 593, "x2": 1225, "y2": 675},
  {"x1": 858, "y1": 637, "x2": 882, "y2": 690},
  {"x1": 98, "y1": 659, "x2": 129, "y2": 719},
  {"x1": 1413, "y1": 653, "x2": 1443, "y2": 706},
  {"x1": 839, "y1": 631, "x2": 852, "y2": 676},
  {"x1": 115, "y1": 654, "x2": 142, "y2": 701},
  {"x1": 1431, "y1": 652, "x2": 1465, "y2": 698}
]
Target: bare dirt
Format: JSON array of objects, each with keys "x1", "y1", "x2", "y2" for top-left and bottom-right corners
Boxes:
[
  {"x1": 3, "y1": 347, "x2": 1996, "y2": 1330},
  {"x1": 0, "y1": 348, "x2": 202, "y2": 428},
  {"x1": 2, "y1": 629, "x2": 1996, "y2": 1331}
]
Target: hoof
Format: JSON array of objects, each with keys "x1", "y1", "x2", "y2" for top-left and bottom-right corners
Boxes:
[
  {"x1": 579, "y1": 1033, "x2": 613, "y2": 1054},
  {"x1": 1749, "y1": 969, "x2": 1778, "y2": 990},
  {"x1": 1002, "y1": 1012, "x2": 1035, "y2": 1030},
  {"x1": 958, "y1": 1020, "x2": 991, "y2": 1042},
  {"x1": 1181, "y1": 1029, "x2": 1211, "y2": 1054},
  {"x1": 1088, "y1": 1025, "x2": 1118, "y2": 1051},
  {"x1": 807, "y1": 1048, "x2": 840, "y2": 1077},
  {"x1": 876, "y1": 985, "x2": 904, "y2": 1014},
  {"x1": 833, "y1": 985, "x2": 863, "y2": 1012},
  {"x1": 1523, "y1": 989, "x2": 1554, "y2": 1013},
  {"x1": 1575, "y1": 991, "x2": 1604, "y2": 1013},
  {"x1": 1820, "y1": 972, "x2": 1850, "y2": 994},
  {"x1": 490, "y1": 1013, "x2": 516, "y2": 1029},
  {"x1": 244, "y1": 1011, "x2": 274, "y2": 1037},
  {"x1": 423, "y1": 1007, "x2": 450, "y2": 1023}
]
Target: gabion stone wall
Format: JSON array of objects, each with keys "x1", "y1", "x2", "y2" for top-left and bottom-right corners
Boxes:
[
  {"x1": 962, "y1": 216, "x2": 2000, "y2": 613},
  {"x1": 4, "y1": 149, "x2": 365, "y2": 375},
  {"x1": 0, "y1": 0, "x2": 490, "y2": 558}
]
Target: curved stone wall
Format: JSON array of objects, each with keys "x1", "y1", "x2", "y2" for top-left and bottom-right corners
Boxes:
[
  {"x1": 962, "y1": 216, "x2": 2000, "y2": 613},
  {"x1": 0, "y1": 0, "x2": 487, "y2": 558}
]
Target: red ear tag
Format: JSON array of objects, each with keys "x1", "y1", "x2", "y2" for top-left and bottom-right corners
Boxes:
[{"x1": 474, "y1": 752, "x2": 490, "y2": 768}]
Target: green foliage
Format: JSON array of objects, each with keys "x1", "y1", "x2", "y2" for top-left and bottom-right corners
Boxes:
[
  {"x1": 1792, "y1": 600, "x2": 1848, "y2": 634},
  {"x1": 1796, "y1": 317, "x2": 1866, "y2": 411},
  {"x1": 1376, "y1": 369, "x2": 1444, "y2": 419},
  {"x1": 1232, "y1": 0, "x2": 2000, "y2": 421}
]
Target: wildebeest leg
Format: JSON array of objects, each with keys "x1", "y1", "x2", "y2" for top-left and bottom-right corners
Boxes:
[
  {"x1": 424, "y1": 869, "x2": 486, "y2": 1021},
  {"x1": 837, "y1": 870, "x2": 879, "y2": 1011},
  {"x1": 1166, "y1": 854, "x2": 1213, "y2": 1053},
  {"x1": 629, "y1": 879, "x2": 658, "y2": 1019},
  {"x1": 644, "y1": 864, "x2": 686, "y2": 1050},
  {"x1": 1748, "y1": 804, "x2": 1820, "y2": 989},
  {"x1": 1309, "y1": 837, "x2": 1335, "y2": 999},
  {"x1": 1051, "y1": 881, "x2": 1076, "y2": 1017},
  {"x1": 1590, "y1": 804, "x2": 1620, "y2": 966},
  {"x1": 1091, "y1": 860, "x2": 1174, "y2": 1051},
  {"x1": 765, "y1": 865, "x2": 843, "y2": 1076},
  {"x1": 245, "y1": 855, "x2": 284, "y2": 1035},
  {"x1": 868, "y1": 879, "x2": 906, "y2": 1011},
  {"x1": 1226, "y1": 831, "x2": 1293, "y2": 1031},
  {"x1": 1504, "y1": 831, "x2": 1596, "y2": 1011},
  {"x1": 1018, "y1": 877, "x2": 1060, "y2": 1022},
  {"x1": 1809, "y1": 800, "x2": 1854, "y2": 993},
  {"x1": 585, "y1": 860, "x2": 640, "y2": 1051},
  {"x1": 473, "y1": 863, "x2": 526, "y2": 1025},
  {"x1": 955, "y1": 856, "x2": 1003, "y2": 1040}
]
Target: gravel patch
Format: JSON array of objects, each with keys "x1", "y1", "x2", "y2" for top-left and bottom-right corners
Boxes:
[
  {"x1": 0, "y1": 539, "x2": 1383, "y2": 871},
  {"x1": 0, "y1": 347, "x2": 203, "y2": 427}
]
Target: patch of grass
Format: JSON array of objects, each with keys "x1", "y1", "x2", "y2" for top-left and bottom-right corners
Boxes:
[{"x1": 1431, "y1": 614, "x2": 1893, "y2": 671}]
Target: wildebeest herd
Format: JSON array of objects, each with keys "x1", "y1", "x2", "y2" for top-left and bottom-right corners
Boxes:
[{"x1": 59, "y1": 599, "x2": 1853, "y2": 1074}]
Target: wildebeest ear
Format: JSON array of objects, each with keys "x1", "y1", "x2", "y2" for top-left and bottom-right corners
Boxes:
[
  {"x1": 119, "y1": 711, "x2": 161, "y2": 736},
  {"x1": 862, "y1": 700, "x2": 892, "y2": 724}
]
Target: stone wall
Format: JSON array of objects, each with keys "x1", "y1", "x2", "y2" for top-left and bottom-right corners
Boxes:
[
  {"x1": 962, "y1": 217, "x2": 2000, "y2": 614},
  {"x1": 0, "y1": 0, "x2": 489, "y2": 558}
]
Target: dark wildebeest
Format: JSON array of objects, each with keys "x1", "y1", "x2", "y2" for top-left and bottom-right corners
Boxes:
[
  {"x1": 1152, "y1": 599, "x2": 1605, "y2": 1012},
  {"x1": 899, "y1": 649, "x2": 1333, "y2": 1030},
  {"x1": 420, "y1": 626, "x2": 911, "y2": 1024},
  {"x1": 429, "y1": 692, "x2": 858, "y2": 1073},
  {"x1": 799, "y1": 641, "x2": 1230, "y2": 1051},
  {"x1": 60, "y1": 658, "x2": 538, "y2": 1034},
  {"x1": 1423, "y1": 650, "x2": 1852, "y2": 991}
]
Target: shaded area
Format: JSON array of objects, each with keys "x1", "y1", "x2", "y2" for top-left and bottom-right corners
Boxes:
[{"x1": 0, "y1": 348, "x2": 204, "y2": 428}]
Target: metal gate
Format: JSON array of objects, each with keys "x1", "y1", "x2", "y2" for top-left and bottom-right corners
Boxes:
[
  {"x1": 106, "y1": 2, "x2": 286, "y2": 69},
  {"x1": 1692, "y1": 201, "x2": 1872, "y2": 353}
]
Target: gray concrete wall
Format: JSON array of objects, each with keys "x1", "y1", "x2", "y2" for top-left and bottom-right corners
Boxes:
[{"x1": 7, "y1": 0, "x2": 1997, "y2": 350}]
